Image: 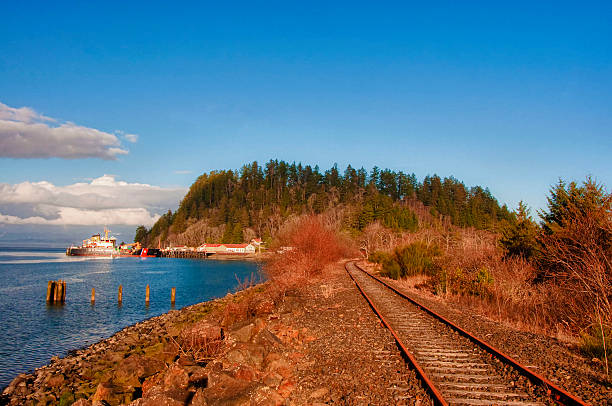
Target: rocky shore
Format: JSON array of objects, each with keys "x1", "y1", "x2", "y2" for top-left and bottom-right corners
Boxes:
[{"x1": 2, "y1": 261, "x2": 610, "y2": 405}]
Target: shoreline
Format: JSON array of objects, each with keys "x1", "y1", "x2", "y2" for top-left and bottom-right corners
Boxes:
[{"x1": 1, "y1": 281, "x2": 274, "y2": 405}]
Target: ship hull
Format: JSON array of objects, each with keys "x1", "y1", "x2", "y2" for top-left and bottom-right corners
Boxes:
[
  {"x1": 66, "y1": 247, "x2": 118, "y2": 256},
  {"x1": 133, "y1": 248, "x2": 162, "y2": 257}
]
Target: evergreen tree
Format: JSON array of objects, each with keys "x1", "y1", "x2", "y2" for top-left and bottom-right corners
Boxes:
[
  {"x1": 134, "y1": 225, "x2": 148, "y2": 244},
  {"x1": 499, "y1": 201, "x2": 539, "y2": 259}
]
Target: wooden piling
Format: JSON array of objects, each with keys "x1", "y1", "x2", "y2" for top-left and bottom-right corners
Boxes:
[
  {"x1": 118, "y1": 285, "x2": 123, "y2": 304},
  {"x1": 54, "y1": 281, "x2": 60, "y2": 302},
  {"x1": 171, "y1": 287, "x2": 176, "y2": 305},
  {"x1": 46, "y1": 280, "x2": 66, "y2": 304},
  {"x1": 91, "y1": 287, "x2": 95, "y2": 303},
  {"x1": 57, "y1": 280, "x2": 63, "y2": 303},
  {"x1": 46, "y1": 281, "x2": 54, "y2": 302},
  {"x1": 145, "y1": 284, "x2": 150, "y2": 305}
]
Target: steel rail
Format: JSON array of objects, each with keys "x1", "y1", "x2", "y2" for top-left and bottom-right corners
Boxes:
[
  {"x1": 351, "y1": 261, "x2": 590, "y2": 406},
  {"x1": 344, "y1": 261, "x2": 448, "y2": 406}
]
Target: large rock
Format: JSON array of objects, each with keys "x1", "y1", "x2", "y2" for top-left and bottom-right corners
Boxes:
[
  {"x1": 199, "y1": 372, "x2": 255, "y2": 405},
  {"x1": 129, "y1": 394, "x2": 184, "y2": 406},
  {"x1": 220, "y1": 303, "x2": 248, "y2": 328},
  {"x1": 224, "y1": 343, "x2": 266, "y2": 369},
  {"x1": 228, "y1": 323, "x2": 256, "y2": 343},
  {"x1": 45, "y1": 373, "x2": 65, "y2": 388},
  {"x1": 252, "y1": 328, "x2": 282, "y2": 347},
  {"x1": 190, "y1": 388, "x2": 208, "y2": 406},
  {"x1": 180, "y1": 321, "x2": 223, "y2": 344},
  {"x1": 113, "y1": 354, "x2": 165, "y2": 387},
  {"x1": 266, "y1": 358, "x2": 292, "y2": 379},
  {"x1": 90, "y1": 382, "x2": 114, "y2": 403},
  {"x1": 228, "y1": 364, "x2": 259, "y2": 382},
  {"x1": 185, "y1": 365, "x2": 208, "y2": 387},
  {"x1": 2, "y1": 374, "x2": 29, "y2": 397},
  {"x1": 141, "y1": 363, "x2": 190, "y2": 404},
  {"x1": 162, "y1": 364, "x2": 189, "y2": 390},
  {"x1": 90, "y1": 380, "x2": 136, "y2": 405}
]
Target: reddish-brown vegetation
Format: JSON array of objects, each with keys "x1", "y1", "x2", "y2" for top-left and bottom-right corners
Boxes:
[{"x1": 264, "y1": 215, "x2": 355, "y2": 295}]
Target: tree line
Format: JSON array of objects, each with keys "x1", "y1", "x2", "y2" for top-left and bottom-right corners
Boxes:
[{"x1": 135, "y1": 160, "x2": 512, "y2": 245}]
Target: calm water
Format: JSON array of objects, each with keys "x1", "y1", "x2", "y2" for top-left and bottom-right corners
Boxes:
[{"x1": 0, "y1": 247, "x2": 262, "y2": 387}]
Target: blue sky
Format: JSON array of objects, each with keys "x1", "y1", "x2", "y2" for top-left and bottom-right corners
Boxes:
[{"x1": 0, "y1": 1, "x2": 610, "y2": 234}]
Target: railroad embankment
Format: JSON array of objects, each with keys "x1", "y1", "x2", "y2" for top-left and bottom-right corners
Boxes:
[{"x1": 2, "y1": 259, "x2": 610, "y2": 405}]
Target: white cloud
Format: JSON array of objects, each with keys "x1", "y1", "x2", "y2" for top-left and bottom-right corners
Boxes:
[
  {"x1": 0, "y1": 102, "x2": 55, "y2": 123},
  {"x1": 0, "y1": 101, "x2": 131, "y2": 160},
  {"x1": 124, "y1": 133, "x2": 139, "y2": 143},
  {"x1": 0, "y1": 175, "x2": 186, "y2": 227},
  {"x1": 0, "y1": 208, "x2": 159, "y2": 226},
  {"x1": 115, "y1": 130, "x2": 139, "y2": 143}
]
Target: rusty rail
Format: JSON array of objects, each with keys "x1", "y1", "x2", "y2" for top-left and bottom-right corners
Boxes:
[
  {"x1": 350, "y1": 261, "x2": 589, "y2": 406},
  {"x1": 345, "y1": 261, "x2": 448, "y2": 406}
]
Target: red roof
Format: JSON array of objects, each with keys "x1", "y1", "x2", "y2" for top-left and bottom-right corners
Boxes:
[{"x1": 199, "y1": 243, "x2": 251, "y2": 248}]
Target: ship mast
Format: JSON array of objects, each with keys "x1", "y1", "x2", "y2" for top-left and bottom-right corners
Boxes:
[{"x1": 104, "y1": 226, "x2": 110, "y2": 240}]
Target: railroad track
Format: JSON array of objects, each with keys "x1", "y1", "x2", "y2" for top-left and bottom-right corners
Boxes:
[{"x1": 345, "y1": 261, "x2": 589, "y2": 406}]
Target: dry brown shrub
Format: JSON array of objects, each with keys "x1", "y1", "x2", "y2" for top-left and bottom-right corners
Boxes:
[
  {"x1": 382, "y1": 227, "x2": 574, "y2": 337},
  {"x1": 173, "y1": 321, "x2": 226, "y2": 363},
  {"x1": 538, "y1": 197, "x2": 611, "y2": 332},
  {"x1": 436, "y1": 233, "x2": 581, "y2": 337},
  {"x1": 264, "y1": 214, "x2": 355, "y2": 295},
  {"x1": 460, "y1": 257, "x2": 566, "y2": 334}
]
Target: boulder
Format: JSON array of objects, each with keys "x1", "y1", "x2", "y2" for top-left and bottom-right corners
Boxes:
[
  {"x1": 266, "y1": 357, "x2": 292, "y2": 379},
  {"x1": 181, "y1": 321, "x2": 223, "y2": 344},
  {"x1": 162, "y1": 364, "x2": 189, "y2": 390},
  {"x1": 199, "y1": 372, "x2": 254, "y2": 405},
  {"x1": 90, "y1": 382, "x2": 114, "y2": 403},
  {"x1": 253, "y1": 328, "x2": 282, "y2": 348},
  {"x1": 129, "y1": 394, "x2": 184, "y2": 406},
  {"x1": 185, "y1": 365, "x2": 208, "y2": 387},
  {"x1": 229, "y1": 364, "x2": 258, "y2": 382},
  {"x1": 113, "y1": 354, "x2": 165, "y2": 387},
  {"x1": 141, "y1": 373, "x2": 163, "y2": 397},
  {"x1": 220, "y1": 303, "x2": 248, "y2": 328},
  {"x1": 90, "y1": 380, "x2": 135, "y2": 405},
  {"x1": 262, "y1": 371, "x2": 283, "y2": 388},
  {"x1": 45, "y1": 373, "x2": 65, "y2": 388},
  {"x1": 229, "y1": 323, "x2": 256, "y2": 343},
  {"x1": 224, "y1": 343, "x2": 266, "y2": 369},
  {"x1": 190, "y1": 388, "x2": 208, "y2": 406}
]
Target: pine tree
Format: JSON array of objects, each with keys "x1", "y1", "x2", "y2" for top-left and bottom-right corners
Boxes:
[{"x1": 499, "y1": 201, "x2": 539, "y2": 259}]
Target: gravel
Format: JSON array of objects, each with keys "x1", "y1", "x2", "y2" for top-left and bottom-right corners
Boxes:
[{"x1": 279, "y1": 264, "x2": 433, "y2": 405}]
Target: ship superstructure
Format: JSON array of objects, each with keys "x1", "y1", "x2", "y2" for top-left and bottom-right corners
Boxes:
[{"x1": 66, "y1": 227, "x2": 119, "y2": 257}]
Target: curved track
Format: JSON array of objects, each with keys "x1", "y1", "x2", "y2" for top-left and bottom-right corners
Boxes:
[{"x1": 345, "y1": 261, "x2": 589, "y2": 406}]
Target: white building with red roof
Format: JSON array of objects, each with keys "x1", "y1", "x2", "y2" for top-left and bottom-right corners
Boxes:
[{"x1": 196, "y1": 243, "x2": 256, "y2": 254}]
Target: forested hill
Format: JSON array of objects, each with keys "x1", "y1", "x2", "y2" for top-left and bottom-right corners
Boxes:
[{"x1": 136, "y1": 160, "x2": 512, "y2": 246}]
